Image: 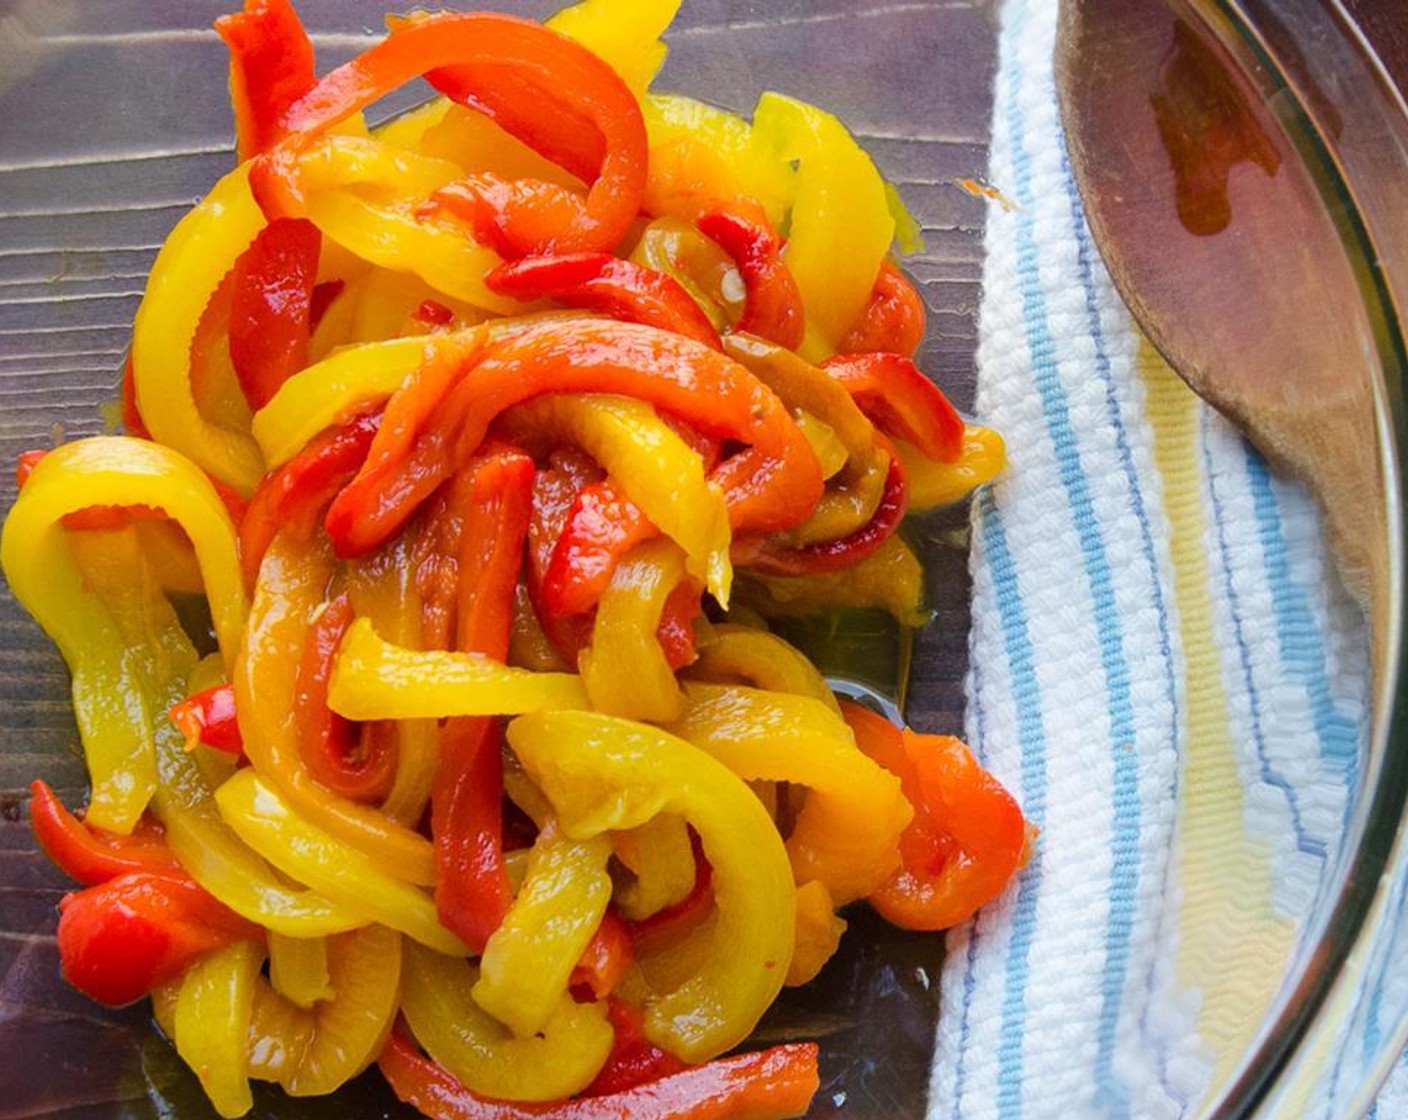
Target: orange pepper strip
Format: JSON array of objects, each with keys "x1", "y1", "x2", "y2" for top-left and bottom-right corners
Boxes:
[
  {"x1": 29, "y1": 780, "x2": 183, "y2": 886},
  {"x1": 253, "y1": 13, "x2": 646, "y2": 259},
  {"x1": 378, "y1": 1033, "x2": 820, "y2": 1120},
  {"x1": 325, "y1": 320, "x2": 823, "y2": 557},
  {"x1": 838, "y1": 260, "x2": 927, "y2": 358}
]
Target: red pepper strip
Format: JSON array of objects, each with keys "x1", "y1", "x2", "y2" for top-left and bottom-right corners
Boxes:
[
  {"x1": 657, "y1": 579, "x2": 703, "y2": 671},
  {"x1": 229, "y1": 216, "x2": 322, "y2": 410},
  {"x1": 842, "y1": 701, "x2": 1029, "y2": 931},
  {"x1": 838, "y1": 260, "x2": 927, "y2": 358},
  {"x1": 486, "y1": 255, "x2": 721, "y2": 350},
  {"x1": 379, "y1": 1032, "x2": 820, "y2": 1120},
  {"x1": 254, "y1": 14, "x2": 646, "y2": 260},
  {"x1": 325, "y1": 320, "x2": 823, "y2": 557},
  {"x1": 571, "y1": 910, "x2": 635, "y2": 1001},
  {"x1": 120, "y1": 356, "x2": 152, "y2": 439},
  {"x1": 15, "y1": 449, "x2": 47, "y2": 490},
  {"x1": 734, "y1": 444, "x2": 908, "y2": 578},
  {"x1": 822, "y1": 352, "x2": 964, "y2": 463},
  {"x1": 540, "y1": 481, "x2": 659, "y2": 619},
  {"x1": 525, "y1": 466, "x2": 598, "y2": 665},
  {"x1": 582, "y1": 999, "x2": 687, "y2": 1097},
  {"x1": 294, "y1": 593, "x2": 397, "y2": 803},
  {"x1": 29, "y1": 780, "x2": 182, "y2": 887},
  {"x1": 215, "y1": 0, "x2": 317, "y2": 164},
  {"x1": 238, "y1": 411, "x2": 380, "y2": 588},
  {"x1": 625, "y1": 838, "x2": 715, "y2": 957},
  {"x1": 56, "y1": 870, "x2": 261, "y2": 1008},
  {"x1": 695, "y1": 207, "x2": 805, "y2": 351},
  {"x1": 430, "y1": 449, "x2": 535, "y2": 954},
  {"x1": 168, "y1": 685, "x2": 245, "y2": 757}
]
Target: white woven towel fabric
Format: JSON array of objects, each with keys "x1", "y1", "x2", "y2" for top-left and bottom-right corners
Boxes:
[{"x1": 931, "y1": 0, "x2": 1377, "y2": 1115}]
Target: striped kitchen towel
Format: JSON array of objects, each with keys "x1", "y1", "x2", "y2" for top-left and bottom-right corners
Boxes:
[{"x1": 930, "y1": 0, "x2": 1376, "y2": 1115}]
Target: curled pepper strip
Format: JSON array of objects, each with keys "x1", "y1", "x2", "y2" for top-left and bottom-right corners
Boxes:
[
  {"x1": 324, "y1": 320, "x2": 822, "y2": 557},
  {"x1": 843, "y1": 701, "x2": 1031, "y2": 930},
  {"x1": 229, "y1": 216, "x2": 322, "y2": 411},
  {"x1": 379, "y1": 1031, "x2": 820, "y2": 1120},
  {"x1": 664, "y1": 683, "x2": 912, "y2": 904},
  {"x1": 29, "y1": 780, "x2": 183, "y2": 886},
  {"x1": 131, "y1": 163, "x2": 269, "y2": 492},
  {"x1": 473, "y1": 822, "x2": 614, "y2": 1039},
  {"x1": 823, "y1": 351, "x2": 964, "y2": 463},
  {"x1": 486, "y1": 253, "x2": 721, "y2": 348},
  {"x1": 215, "y1": 0, "x2": 317, "y2": 163},
  {"x1": 215, "y1": 767, "x2": 468, "y2": 956},
  {"x1": 838, "y1": 259, "x2": 927, "y2": 358},
  {"x1": 399, "y1": 942, "x2": 615, "y2": 1102},
  {"x1": 172, "y1": 939, "x2": 264, "y2": 1119},
  {"x1": 506, "y1": 710, "x2": 795, "y2": 1062},
  {"x1": 685, "y1": 625, "x2": 840, "y2": 715},
  {"x1": 695, "y1": 206, "x2": 804, "y2": 350},
  {"x1": 900, "y1": 424, "x2": 1006, "y2": 512},
  {"x1": 169, "y1": 685, "x2": 246, "y2": 757},
  {"x1": 254, "y1": 13, "x2": 646, "y2": 260},
  {"x1": 1, "y1": 439, "x2": 248, "y2": 832},
  {"x1": 539, "y1": 479, "x2": 657, "y2": 617}
]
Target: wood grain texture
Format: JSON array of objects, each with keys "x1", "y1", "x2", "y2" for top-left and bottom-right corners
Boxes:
[{"x1": 0, "y1": 1, "x2": 997, "y2": 1116}]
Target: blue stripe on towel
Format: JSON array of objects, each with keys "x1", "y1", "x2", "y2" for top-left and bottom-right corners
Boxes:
[{"x1": 1001, "y1": 0, "x2": 1142, "y2": 1111}]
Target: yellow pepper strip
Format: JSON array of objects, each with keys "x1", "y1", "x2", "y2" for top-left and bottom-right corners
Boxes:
[
  {"x1": 473, "y1": 822, "x2": 614, "y2": 1038},
  {"x1": 372, "y1": 95, "x2": 453, "y2": 149},
  {"x1": 642, "y1": 94, "x2": 795, "y2": 226},
  {"x1": 547, "y1": 0, "x2": 680, "y2": 96},
  {"x1": 135, "y1": 519, "x2": 206, "y2": 595},
  {"x1": 664, "y1": 683, "x2": 912, "y2": 904},
  {"x1": 686, "y1": 624, "x2": 841, "y2": 715},
  {"x1": 787, "y1": 880, "x2": 847, "y2": 987},
  {"x1": 794, "y1": 413, "x2": 848, "y2": 482},
  {"x1": 505, "y1": 394, "x2": 732, "y2": 604},
  {"x1": 401, "y1": 941, "x2": 614, "y2": 1102},
  {"x1": 901, "y1": 424, "x2": 1007, "y2": 512},
  {"x1": 506, "y1": 710, "x2": 795, "y2": 1062},
  {"x1": 737, "y1": 533, "x2": 928, "y2": 626},
  {"x1": 329, "y1": 617, "x2": 591, "y2": 721},
  {"x1": 293, "y1": 134, "x2": 518, "y2": 314},
  {"x1": 886, "y1": 184, "x2": 925, "y2": 255},
  {"x1": 630, "y1": 217, "x2": 742, "y2": 332},
  {"x1": 268, "y1": 933, "x2": 333, "y2": 1009},
  {"x1": 344, "y1": 538, "x2": 438, "y2": 828},
  {"x1": 751, "y1": 92, "x2": 895, "y2": 360},
  {"x1": 418, "y1": 103, "x2": 584, "y2": 188},
  {"x1": 579, "y1": 539, "x2": 690, "y2": 722},
  {"x1": 612, "y1": 812, "x2": 697, "y2": 921},
  {"x1": 215, "y1": 768, "x2": 468, "y2": 957},
  {"x1": 131, "y1": 163, "x2": 267, "y2": 491},
  {"x1": 271, "y1": 925, "x2": 402, "y2": 1096},
  {"x1": 173, "y1": 939, "x2": 264, "y2": 1119},
  {"x1": 238, "y1": 534, "x2": 438, "y2": 885},
  {"x1": 0, "y1": 440, "x2": 244, "y2": 830},
  {"x1": 784, "y1": 445, "x2": 889, "y2": 548},
  {"x1": 343, "y1": 266, "x2": 491, "y2": 346},
  {"x1": 248, "y1": 977, "x2": 315, "y2": 1084}
]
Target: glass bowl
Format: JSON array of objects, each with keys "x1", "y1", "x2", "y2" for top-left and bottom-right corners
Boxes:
[{"x1": 0, "y1": 1, "x2": 1403, "y2": 1117}]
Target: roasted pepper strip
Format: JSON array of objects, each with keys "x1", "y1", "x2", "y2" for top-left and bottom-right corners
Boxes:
[
  {"x1": 544, "y1": 0, "x2": 680, "y2": 96},
  {"x1": 751, "y1": 93, "x2": 894, "y2": 360},
  {"x1": 379, "y1": 1031, "x2": 820, "y2": 1120},
  {"x1": 695, "y1": 207, "x2": 804, "y2": 350},
  {"x1": 229, "y1": 217, "x2": 322, "y2": 411},
  {"x1": 474, "y1": 822, "x2": 614, "y2": 1038},
  {"x1": 540, "y1": 479, "x2": 657, "y2": 617},
  {"x1": 579, "y1": 539, "x2": 689, "y2": 722},
  {"x1": 1, "y1": 439, "x2": 247, "y2": 831},
  {"x1": 664, "y1": 683, "x2": 912, "y2": 903},
  {"x1": 838, "y1": 260, "x2": 927, "y2": 357},
  {"x1": 685, "y1": 625, "x2": 840, "y2": 714},
  {"x1": 29, "y1": 780, "x2": 183, "y2": 886},
  {"x1": 324, "y1": 320, "x2": 822, "y2": 557},
  {"x1": 330, "y1": 617, "x2": 590, "y2": 721},
  {"x1": 267, "y1": 931, "x2": 333, "y2": 1008},
  {"x1": 169, "y1": 685, "x2": 245, "y2": 757},
  {"x1": 486, "y1": 254, "x2": 721, "y2": 348},
  {"x1": 131, "y1": 163, "x2": 269, "y2": 492},
  {"x1": 823, "y1": 351, "x2": 964, "y2": 463},
  {"x1": 215, "y1": 0, "x2": 316, "y2": 163},
  {"x1": 400, "y1": 943, "x2": 615, "y2": 1102},
  {"x1": 255, "y1": 14, "x2": 646, "y2": 260},
  {"x1": 843, "y1": 703, "x2": 1030, "y2": 930},
  {"x1": 430, "y1": 446, "x2": 534, "y2": 954},
  {"x1": 172, "y1": 939, "x2": 264, "y2": 1118},
  {"x1": 507, "y1": 710, "x2": 794, "y2": 1062},
  {"x1": 582, "y1": 998, "x2": 686, "y2": 1097},
  {"x1": 56, "y1": 869, "x2": 261, "y2": 1008},
  {"x1": 900, "y1": 425, "x2": 1006, "y2": 512},
  {"x1": 786, "y1": 880, "x2": 846, "y2": 987},
  {"x1": 215, "y1": 768, "x2": 468, "y2": 956}
]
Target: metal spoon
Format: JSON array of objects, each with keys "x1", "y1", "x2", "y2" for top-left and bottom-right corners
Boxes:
[{"x1": 1055, "y1": 0, "x2": 1389, "y2": 675}]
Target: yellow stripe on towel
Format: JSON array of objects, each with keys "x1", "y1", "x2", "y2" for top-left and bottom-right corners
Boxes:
[{"x1": 1139, "y1": 337, "x2": 1295, "y2": 1091}]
